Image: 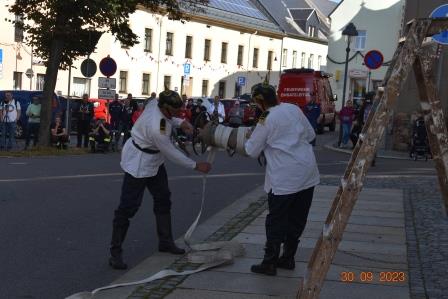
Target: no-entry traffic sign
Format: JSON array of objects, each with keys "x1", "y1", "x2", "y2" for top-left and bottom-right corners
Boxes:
[
  {"x1": 364, "y1": 50, "x2": 384, "y2": 70},
  {"x1": 430, "y1": 4, "x2": 448, "y2": 45},
  {"x1": 99, "y1": 56, "x2": 117, "y2": 77}
]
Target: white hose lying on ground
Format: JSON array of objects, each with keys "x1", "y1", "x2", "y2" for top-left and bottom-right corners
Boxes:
[{"x1": 65, "y1": 147, "x2": 245, "y2": 299}]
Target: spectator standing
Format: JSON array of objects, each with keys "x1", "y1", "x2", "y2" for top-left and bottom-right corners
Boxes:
[
  {"x1": 109, "y1": 94, "x2": 124, "y2": 141},
  {"x1": 190, "y1": 99, "x2": 207, "y2": 127},
  {"x1": 304, "y1": 96, "x2": 321, "y2": 146},
  {"x1": 146, "y1": 92, "x2": 157, "y2": 107},
  {"x1": 121, "y1": 98, "x2": 134, "y2": 145},
  {"x1": 207, "y1": 96, "x2": 225, "y2": 123},
  {"x1": 339, "y1": 100, "x2": 355, "y2": 148},
  {"x1": 304, "y1": 96, "x2": 321, "y2": 132},
  {"x1": 76, "y1": 94, "x2": 94, "y2": 148},
  {"x1": 131, "y1": 103, "x2": 145, "y2": 125},
  {"x1": 50, "y1": 116, "x2": 69, "y2": 149},
  {"x1": 0, "y1": 91, "x2": 21, "y2": 150},
  {"x1": 127, "y1": 93, "x2": 138, "y2": 113},
  {"x1": 25, "y1": 96, "x2": 41, "y2": 149}
]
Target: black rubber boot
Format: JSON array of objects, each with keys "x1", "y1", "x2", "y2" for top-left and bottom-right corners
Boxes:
[
  {"x1": 155, "y1": 213, "x2": 185, "y2": 255},
  {"x1": 251, "y1": 242, "x2": 281, "y2": 276},
  {"x1": 277, "y1": 241, "x2": 299, "y2": 270},
  {"x1": 109, "y1": 221, "x2": 129, "y2": 270}
]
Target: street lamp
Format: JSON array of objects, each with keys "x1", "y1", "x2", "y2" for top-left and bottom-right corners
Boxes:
[{"x1": 338, "y1": 22, "x2": 358, "y2": 147}]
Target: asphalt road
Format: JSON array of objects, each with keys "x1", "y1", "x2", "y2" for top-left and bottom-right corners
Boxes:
[{"x1": 0, "y1": 131, "x2": 436, "y2": 299}]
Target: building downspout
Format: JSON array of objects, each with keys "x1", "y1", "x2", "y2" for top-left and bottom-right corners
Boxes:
[
  {"x1": 156, "y1": 16, "x2": 164, "y2": 93},
  {"x1": 279, "y1": 31, "x2": 285, "y2": 74},
  {"x1": 246, "y1": 30, "x2": 257, "y2": 93}
]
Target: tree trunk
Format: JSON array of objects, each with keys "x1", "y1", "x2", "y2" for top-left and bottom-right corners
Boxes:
[{"x1": 39, "y1": 38, "x2": 63, "y2": 146}]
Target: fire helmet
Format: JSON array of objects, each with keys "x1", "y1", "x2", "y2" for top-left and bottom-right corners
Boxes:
[
  {"x1": 251, "y1": 82, "x2": 277, "y2": 105},
  {"x1": 158, "y1": 89, "x2": 183, "y2": 109}
]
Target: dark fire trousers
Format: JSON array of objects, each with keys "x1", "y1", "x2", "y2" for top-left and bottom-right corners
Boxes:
[
  {"x1": 113, "y1": 165, "x2": 172, "y2": 229},
  {"x1": 266, "y1": 187, "x2": 314, "y2": 244}
]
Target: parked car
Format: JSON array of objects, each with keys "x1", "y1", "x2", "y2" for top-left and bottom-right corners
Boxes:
[
  {"x1": 0, "y1": 90, "x2": 62, "y2": 138},
  {"x1": 277, "y1": 68, "x2": 337, "y2": 134}
]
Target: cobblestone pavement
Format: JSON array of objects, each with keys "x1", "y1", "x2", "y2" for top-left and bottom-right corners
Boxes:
[
  {"x1": 321, "y1": 177, "x2": 448, "y2": 299},
  {"x1": 127, "y1": 176, "x2": 447, "y2": 299}
]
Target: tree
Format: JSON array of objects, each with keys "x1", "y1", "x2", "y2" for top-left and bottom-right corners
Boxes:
[{"x1": 8, "y1": 0, "x2": 208, "y2": 146}]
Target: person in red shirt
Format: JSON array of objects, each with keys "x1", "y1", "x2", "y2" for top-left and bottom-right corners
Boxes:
[
  {"x1": 131, "y1": 103, "x2": 145, "y2": 125},
  {"x1": 338, "y1": 100, "x2": 355, "y2": 148}
]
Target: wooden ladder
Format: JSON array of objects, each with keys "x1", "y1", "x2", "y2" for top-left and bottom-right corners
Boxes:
[{"x1": 298, "y1": 18, "x2": 448, "y2": 299}]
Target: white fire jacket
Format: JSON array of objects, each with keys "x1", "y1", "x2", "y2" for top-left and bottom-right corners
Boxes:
[
  {"x1": 120, "y1": 101, "x2": 196, "y2": 178},
  {"x1": 245, "y1": 103, "x2": 320, "y2": 195}
]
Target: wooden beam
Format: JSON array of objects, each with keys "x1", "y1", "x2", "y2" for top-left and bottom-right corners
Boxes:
[
  {"x1": 413, "y1": 50, "x2": 448, "y2": 214},
  {"x1": 297, "y1": 19, "x2": 433, "y2": 299}
]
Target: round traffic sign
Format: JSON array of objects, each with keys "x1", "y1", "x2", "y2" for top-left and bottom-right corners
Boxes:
[
  {"x1": 430, "y1": 4, "x2": 448, "y2": 45},
  {"x1": 80, "y1": 58, "x2": 97, "y2": 78},
  {"x1": 99, "y1": 56, "x2": 117, "y2": 77},
  {"x1": 364, "y1": 50, "x2": 384, "y2": 70}
]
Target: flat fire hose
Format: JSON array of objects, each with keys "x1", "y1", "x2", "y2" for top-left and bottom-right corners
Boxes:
[{"x1": 66, "y1": 147, "x2": 244, "y2": 299}]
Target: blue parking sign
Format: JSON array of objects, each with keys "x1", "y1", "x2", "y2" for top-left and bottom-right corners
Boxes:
[
  {"x1": 431, "y1": 4, "x2": 448, "y2": 45},
  {"x1": 0, "y1": 49, "x2": 3, "y2": 63},
  {"x1": 237, "y1": 76, "x2": 246, "y2": 86},
  {"x1": 183, "y1": 63, "x2": 191, "y2": 75}
]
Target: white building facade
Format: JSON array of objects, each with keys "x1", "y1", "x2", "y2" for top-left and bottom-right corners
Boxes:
[
  {"x1": 0, "y1": 1, "x2": 328, "y2": 99},
  {"x1": 326, "y1": 0, "x2": 406, "y2": 109}
]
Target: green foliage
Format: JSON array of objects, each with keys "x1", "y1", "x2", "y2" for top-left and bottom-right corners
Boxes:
[{"x1": 8, "y1": 0, "x2": 208, "y2": 69}]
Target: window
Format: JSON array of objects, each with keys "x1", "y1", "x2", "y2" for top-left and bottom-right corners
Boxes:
[
  {"x1": 13, "y1": 72, "x2": 22, "y2": 90},
  {"x1": 267, "y1": 51, "x2": 273, "y2": 70},
  {"x1": 292, "y1": 51, "x2": 297, "y2": 68},
  {"x1": 119, "y1": 71, "x2": 128, "y2": 93},
  {"x1": 218, "y1": 81, "x2": 226, "y2": 98},
  {"x1": 317, "y1": 56, "x2": 322, "y2": 70},
  {"x1": 164, "y1": 76, "x2": 171, "y2": 89},
  {"x1": 282, "y1": 49, "x2": 288, "y2": 67},
  {"x1": 142, "y1": 73, "x2": 150, "y2": 95},
  {"x1": 144, "y1": 28, "x2": 152, "y2": 52},
  {"x1": 166, "y1": 32, "x2": 173, "y2": 55},
  {"x1": 204, "y1": 39, "x2": 211, "y2": 61},
  {"x1": 308, "y1": 54, "x2": 314, "y2": 69},
  {"x1": 301, "y1": 52, "x2": 306, "y2": 68},
  {"x1": 354, "y1": 30, "x2": 367, "y2": 51},
  {"x1": 350, "y1": 78, "x2": 367, "y2": 108},
  {"x1": 237, "y1": 45, "x2": 244, "y2": 65},
  {"x1": 36, "y1": 74, "x2": 45, "y2": 90},
  {"x1": 252, "y1": 48, "x2": 259, "y2": 68},
  {"x1": 185, "y1": 35, "x2": 193, "y2": 59},
  {"x1": 202, "y1": 80, "x2": 209, "y2": 97},
  {"x1": 14, "y1": 15, "x2": 24, "y2": 42},
  {"x1": 72, "y1": 77, "x2": 91, "y2": 97},
  {"x1": 308, "y1": 26, "x2": 317, "y2": 37},
  {"x1": 221, "y1": 42, "x2": 228, "y2": 64}
]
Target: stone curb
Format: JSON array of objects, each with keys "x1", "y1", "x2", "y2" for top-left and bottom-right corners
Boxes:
[
  {"x1": 324, "y1": 144, "x2": 410, "y2": 160},
  {"x1": 93, "y1": 186, "x2": 267, "y2": 299}
]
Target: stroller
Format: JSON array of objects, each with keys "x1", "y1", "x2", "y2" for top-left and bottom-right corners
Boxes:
[{"x1": 409, "y1": 117, "x2": 430, "y2": 161}]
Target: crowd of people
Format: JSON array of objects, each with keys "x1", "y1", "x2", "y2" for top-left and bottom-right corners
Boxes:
[
  {"x1": 0, "y1": 88, "x2": 380, "y2": 155},
  {"x1": 0, "y1": 90, "x2": 236, "y2": 152}
]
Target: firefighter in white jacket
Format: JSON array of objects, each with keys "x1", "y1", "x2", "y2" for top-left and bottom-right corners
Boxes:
[
  {"x1": 245, "y1": 82, "x2": 320, "y2": 276},
  {"x1": 109, "y1": 90, "x2": 211, "y2": 270}
]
